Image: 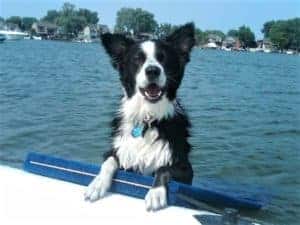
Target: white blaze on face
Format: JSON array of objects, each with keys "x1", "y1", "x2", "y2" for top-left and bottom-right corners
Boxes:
[
  {"x1": 136, "y1": 41, "x2": 166, "y2": 89},
  {"x1": 122, "y1": 41, "x2": 174, "y2": 122}
]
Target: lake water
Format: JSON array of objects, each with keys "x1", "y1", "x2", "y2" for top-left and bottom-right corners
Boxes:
[{"x1": 0, "y1": 40, "x2": 299, "y2": 225}]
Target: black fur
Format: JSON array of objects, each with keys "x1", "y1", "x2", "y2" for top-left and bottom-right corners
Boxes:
[
  {"x1": 101, "y1": 23, "x2": 195, "y2": 189},
  {"x1": 101, "y1": 23, "x2": 195, "y2": 100}
]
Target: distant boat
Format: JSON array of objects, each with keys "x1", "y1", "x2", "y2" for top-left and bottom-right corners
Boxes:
[
  {"x1": 221, "y1": 46, "x2": 231, "y2": 51},
  {"x1": 263, "y1": 48, "x2": 271, "y2": 53},
  {"x1": 256, "y1": 48, "x2": 264, "y2": 53},
  {"x1": 0, "y1": 34, "x2": 6, "y2": 43},
  {"x1": 286, "y1": 50, "x2": 294, "y2": 55},
  {"x1": 249, "y1": 48, "x2": 259, "y2": 52},
  {"x1": 84, "y1": 39, "x2": 92, "y2": 43},
  {"x1": 205, "y1": 42, "x2": 218, "y2": 49},
  {"x1": 73, "y1": 38, "x2": 99, "y2": 43},
  {"x1": 0, "y1": 30, "x2": 28, "y2": 40},
  {"x1": 249, "y1": 47, "x2": 267, "y2": 53},
  {"x1": 32, "y1": 36, "x2": 42, "y2": 40}
]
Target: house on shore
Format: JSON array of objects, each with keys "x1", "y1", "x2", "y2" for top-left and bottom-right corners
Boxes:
[
  {"x1": 83, "y1": 25, "x2": 98, "y2": 42},
  {"x1": 222, "y1": 36, "x2": 236, "y2": 48},
  {"x1": 256, "y1": 38, "x2": 274, "y2": 52},
  {"x1": 204, "y1": 34, "x2": 223, "y2": 49},
  {"x1": 2, "y1": 23, "x2": 21, "y2": 32},
  {"x1": 76, "y1": 24, "x2": 110, "y2": 43},
  {"x1": 221, "y1": 36, "x2": 242, "y2": 51},
  {"x1": 31, "y1": 22, "x2": 58, "y2": 39}
]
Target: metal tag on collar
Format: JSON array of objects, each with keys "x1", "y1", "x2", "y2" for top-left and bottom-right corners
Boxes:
[{"x1": 131, "y1": 123, "x2": 145, "y2": 138}]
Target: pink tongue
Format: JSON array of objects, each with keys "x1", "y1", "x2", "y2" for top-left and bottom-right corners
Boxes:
[{"x1": 146, "y1": 84, "x2": 160, "y2": 97}]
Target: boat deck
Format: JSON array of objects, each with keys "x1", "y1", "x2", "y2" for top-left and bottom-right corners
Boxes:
[{"x1": 0, "y1": 166, "x2": 207, "y2": 225}]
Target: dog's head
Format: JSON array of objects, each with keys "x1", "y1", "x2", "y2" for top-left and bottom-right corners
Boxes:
[{"x1": 101, "y1": 23, "x2": 195, "y2": 103}]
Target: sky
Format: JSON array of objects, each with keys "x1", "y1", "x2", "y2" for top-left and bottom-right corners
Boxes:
[{"x1": 0, "y1": 0, "x2": 299, "y2": 39}]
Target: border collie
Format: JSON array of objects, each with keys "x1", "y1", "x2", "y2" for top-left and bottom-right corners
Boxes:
[{"x1": 84, "y1": 23, "x2": 195, "y2": 211}]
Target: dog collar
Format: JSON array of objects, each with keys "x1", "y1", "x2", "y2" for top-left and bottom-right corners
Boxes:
[{"x1": 131, "y1": 114, "x2": 156, "y2": 138}]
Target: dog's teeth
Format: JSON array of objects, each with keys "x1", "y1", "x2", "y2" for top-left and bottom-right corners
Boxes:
[
  {"x1": 145, "y1": 91, "x2": 156, "y2": 99},
  {"x1": 144, "y1": 90, "x2": 162, "y2": 99}
]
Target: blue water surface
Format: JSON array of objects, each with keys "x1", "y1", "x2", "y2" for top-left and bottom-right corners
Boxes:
[{"x1": 0, "y1": 40, "x2": 299, "y2": 225}]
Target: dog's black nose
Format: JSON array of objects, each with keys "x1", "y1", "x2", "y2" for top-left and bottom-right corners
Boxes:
[{"x1": 145, "y1": 66, "x2": 161, "y2": 80}]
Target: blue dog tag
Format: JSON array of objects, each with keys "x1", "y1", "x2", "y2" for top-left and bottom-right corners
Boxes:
[{"x1": 131, "y1": 124, "x2": 144, "y2": 138}]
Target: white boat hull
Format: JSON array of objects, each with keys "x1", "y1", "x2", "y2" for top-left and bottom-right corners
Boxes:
[
  {"x1": 0, "y1": 166, "x2": 209, "y2": 225},
  {"x1": 33, "y1": 36, "x2": 42, "y2": 40},
  {"x1": 0, "y1": 30, "x2": 28, "y2": 40},
  {"x1": 5, "y1": 34, "x2": 26, "y2": 40}
]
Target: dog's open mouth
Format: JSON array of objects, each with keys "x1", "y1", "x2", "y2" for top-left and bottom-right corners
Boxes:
[{"x1": 140, "y1": 84, "x2": 164, "y2": 102}]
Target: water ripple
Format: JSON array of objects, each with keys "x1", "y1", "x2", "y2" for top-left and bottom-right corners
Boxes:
[{"x1": 0, "y1": 41, "x2": 300, "y2": 225}]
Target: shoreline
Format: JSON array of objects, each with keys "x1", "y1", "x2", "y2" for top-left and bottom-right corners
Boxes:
[{"x1": 2, "y1": 38, "x2": 299, "y2": 56}]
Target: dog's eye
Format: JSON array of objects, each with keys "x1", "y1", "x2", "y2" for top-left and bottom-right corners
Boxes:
[
  {"x1": 156, "y1": 52, "x2": 165, "y2": 62},
  {"x1": 133, "y1": 52, "x2": 145, "y2": 63}
]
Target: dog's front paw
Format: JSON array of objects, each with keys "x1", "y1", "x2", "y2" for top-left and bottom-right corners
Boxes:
[
  {"x1": 84, "y1": 175, "x2": 111, "y2": 202},
  {"x1": 145, "y1": 186, "x2": 167, "y2": 211}
]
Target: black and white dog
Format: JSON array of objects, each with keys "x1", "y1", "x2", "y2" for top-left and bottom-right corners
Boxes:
[{"x1": 84, "y1": 23, "x2": 195, "y2": 211}]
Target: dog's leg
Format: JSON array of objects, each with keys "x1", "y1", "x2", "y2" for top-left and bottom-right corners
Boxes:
[
  {"x1": 84, "y1": 156, "x2": 118, "y2": 202},
  {"x1": 145, "y1": 162, "x2": 193, "y2": 211},
  {"x1": 145, "y1": 185, "x2": 167, "y2": 211}
]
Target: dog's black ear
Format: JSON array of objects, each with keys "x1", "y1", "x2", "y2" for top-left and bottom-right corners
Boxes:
[
  {"x1": 101, "y1": 33, "x2": 135, "y2": 69},
  {"x1": 165, "y1": 23, "x2": 195, "y2": 63}
]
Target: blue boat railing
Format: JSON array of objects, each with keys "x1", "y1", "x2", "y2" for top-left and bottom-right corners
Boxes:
[{"x1": 23, "y1": 152, "x2": 270, "y2": 211}]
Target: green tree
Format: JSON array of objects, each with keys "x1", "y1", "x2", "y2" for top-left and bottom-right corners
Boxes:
[
  {"x1": 156, "y1": 23, "x2": 176, "y2": 38},
  {"x1": 78, "y1": 8, "x2": 99, "y2": 24},
  {"x1": 261, "y1": 20, "x2": 275, "y2": 38},
  {"x1": 238, "y1": 25, "x2": 256, "y2": 48},
  {"x1": 115, "y1": 8, "x2": 157, "y2": 34},
  {"x1": 61, "y1": 2, "x2": 76, "y2": 17},
  {"x1": 6, "y1": 16, "x2": 23, "y2": 29},
  {"x1": 22, "y1": 17, "x2": 38, "y2": 31},
  {"x1": 269, "y1": 22, "x2": 289, "y2": 50},
  {"x1": 42, "y1": 10, "x2": 60, "y2": 23},
  {"x1": 267, "y1": 18, "x2": 300, "y2": 51},
  {"x1": 288, "y1": 18, "x2": 300, "y2": 51},
  {"x1": 41, "y1": 2, "x2": 100, "y2": 39},
  {"x1": 115, "y1": 8, "x2": 135, "y2": 33},
  {"x1": 134, "y1": 8, "x2": 157, "y2": 34},
  {"x1": 56, "y1": 3, "x2": 87, "y2": 38},
  {"x1": 205, "y1": 30, "x2": 225, "y2": 41},
  {"x1": 57, "y1": 15, "x2": 87, "y2": 37},
  {"x1": 227, "y1": 29, "x2": 239, "y2": 37},
  {"x1": 195, "y1": 28, "x2": 207, "y2": 45}
]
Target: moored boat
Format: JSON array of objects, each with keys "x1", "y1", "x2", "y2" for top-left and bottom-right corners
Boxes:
[
  {"x1": 32, "y1": 36, "x2": 42, "y2": 40},
  {"x1": 0, "y1": 30, "x2": 28, "y2": 40},
  {"x1": 285, "y1": 50, "x2": 294, "y2": 55},
  {"x1": 263, "y1": 48, "x2": 271, "y2": 53}
]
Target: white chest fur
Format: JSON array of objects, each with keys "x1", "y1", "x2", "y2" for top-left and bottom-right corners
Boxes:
[
  {"x1": 113, "y1": 122, "x2": 172, "y2": 175},
  {"x1": 113, "y1": 94, "x2": 174, "y2": 175}
]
